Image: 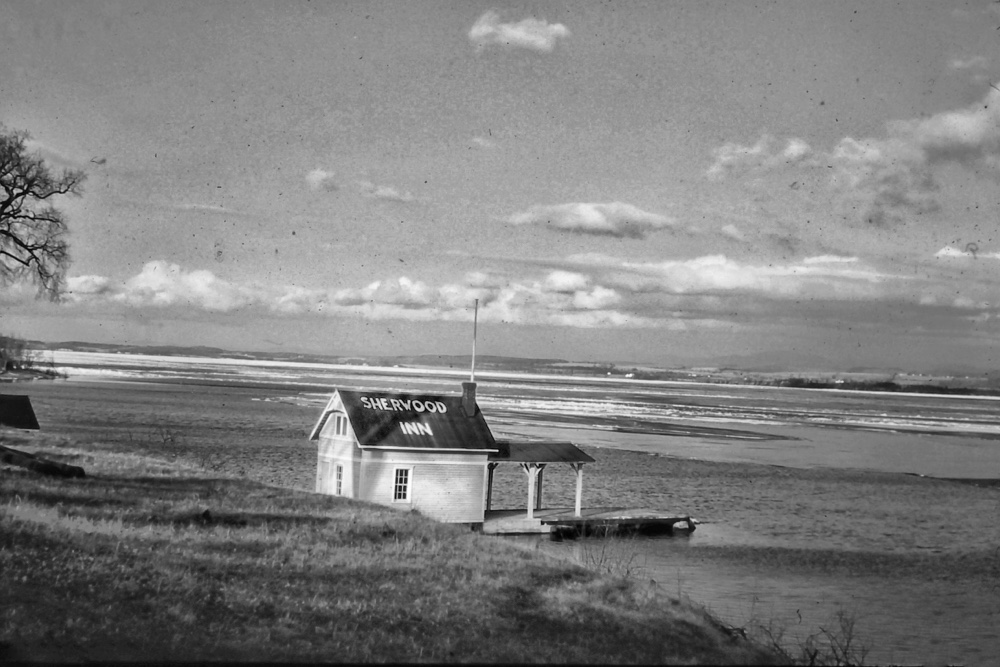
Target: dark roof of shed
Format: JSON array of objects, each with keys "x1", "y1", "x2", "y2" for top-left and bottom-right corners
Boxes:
[
  {"x1": 490, "y1": 440, "x2": 594, "y2": 464},
  {"x1": 337, "y1": 390, "x2": 497, "y2": 451},
  {"x1": 0, "y1": 395, "x2": 40, "y2": 430}
]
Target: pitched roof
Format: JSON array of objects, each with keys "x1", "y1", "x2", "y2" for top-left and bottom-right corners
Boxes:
[
  {"x1": 490, "y1": 440, "x2": 595, "y2": 464},
  {"x1": 321, "y1": 389, "x2": 498, "y2": 452}
]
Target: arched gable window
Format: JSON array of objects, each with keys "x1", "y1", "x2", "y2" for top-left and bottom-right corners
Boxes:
[{"x1": 316, "y1": 410, "x2": 350, "y2": 438}]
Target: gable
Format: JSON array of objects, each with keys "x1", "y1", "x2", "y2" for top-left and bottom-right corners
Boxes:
[
  {"x1": 337, "y1": 389, "x2": 497, "y2": 452},
  {"x1": 308, "y1": 392, "x2": 350, "y2": 441}
]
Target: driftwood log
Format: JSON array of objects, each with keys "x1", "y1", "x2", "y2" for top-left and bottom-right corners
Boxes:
[{"x1": 0, "y1": 444, "x2": 85, "y2": 478}]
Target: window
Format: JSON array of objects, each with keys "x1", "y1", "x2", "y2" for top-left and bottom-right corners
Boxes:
[
  {"x1": 334, "y1": 464, "x2": 343, "y2": 495},
  {"x1": 334, "y1": 414, "x2": 349, "y2": 436},
  {"x1": 393, "y1": 467, "x2": 411, "y2": 502}
]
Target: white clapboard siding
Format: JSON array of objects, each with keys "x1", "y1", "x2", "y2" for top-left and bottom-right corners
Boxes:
[
  {"x1": 316, "y1": 420, "x2": 362, "y2": 498},
  {"x1": 359, "y1": 450, "x2": 487, "y2": 523}
]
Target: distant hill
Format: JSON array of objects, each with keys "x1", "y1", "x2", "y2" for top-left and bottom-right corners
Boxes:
[{"x1": 692, "y1": 350, "x2": 840, "y2": 372}]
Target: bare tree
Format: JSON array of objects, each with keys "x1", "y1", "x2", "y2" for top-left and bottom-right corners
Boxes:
[{"x1": 1, "y1": 126, "x2": 85, "y2": 299}]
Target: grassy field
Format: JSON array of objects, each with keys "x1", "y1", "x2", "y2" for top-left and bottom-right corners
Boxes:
[{"x1": 0, "y1": 432, "x2": 780, "y2": 664}]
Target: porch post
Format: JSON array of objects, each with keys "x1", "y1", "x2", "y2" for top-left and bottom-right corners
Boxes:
[
  {"x1": 535, "y1": 464, "x2": 546, "y2": 511},
  {"x1": 521, "y1": 463, "x2": 539, "y2": 520},
  {"x1": 573, "y1": 463, "x2": 584, "y2": 517},
  {"x1": 486, "y1": 462, "x2": 499, "y2": 511}
]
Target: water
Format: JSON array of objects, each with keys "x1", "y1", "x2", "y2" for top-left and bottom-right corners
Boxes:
[
  {"x1": 28, "y1": 351, "x2": 1000, "y2": 664},
  {"x1": 47, "y1": 350, "x2": 1000, "y2": 478}
]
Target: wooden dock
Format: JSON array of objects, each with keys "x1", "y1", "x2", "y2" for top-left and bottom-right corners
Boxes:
[{"x1": 482, "y1": 507, "x2": 697, "y2": 537}]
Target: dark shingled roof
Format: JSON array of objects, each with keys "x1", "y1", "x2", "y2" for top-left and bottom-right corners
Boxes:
[
  {"x1": 490, "y1": 440, "x2": 594, "y2": 464},
  {"x1": 0, "y1": 395, "x2": 40, "y2": 430},
  {"x1": 337, "y1": 390, "x2": 497, "y2": 451}
]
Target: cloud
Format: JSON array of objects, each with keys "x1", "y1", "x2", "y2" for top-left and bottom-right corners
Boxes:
[
  {"x1": 22, "y1": 138, "x2": 84, "y2": 169},
  {"x1": 332, "y1": 277, "x2": 434, "y2": 309},
  {"x1": 53, "y1": 251, "x2": 1000, "y2": 335},
  {"x1": 802, "y1": 255, "x2": 859, "y2": 265},
  {"x1": 471, "y1": 135, "x2": 497, "y2": 149},
  {"x1": 543, "y1": 270, "x2": 590, "y2": 293},
  {"x1": 707, "y1": 87, "x2": 1000, "y2": 226},
  {"x1": 116, "y1": 261, "x2": 260, "y2": 311},
  {"x1": 59, "y1": 261, "x2": 639, "y2": 329},
  {"x1": 949, "y1": 56, "x2": 989, "y2": 70},
  {"x1": 934, "y1": 245, "x2": 1000, "y2": 260},
  {"x1": 706, "y1": 135, "x2": 812, "y2": 179},
  {"x1": 568, "y1": 252, "x2": 891, "y2": 301},
  {"x1": 888, "y1": 86, "x2": 1000, "y2": 172},
  {"x1": 306, "y1": 168, "x2": 338, "y2": 192},
  {"x1": 508, "y1": 202, "x2": 676, "y2": 239},
  {"x1": 469, "y1": 11, "x2": 570, "y2": 52},
  {"x1": 174, "y1": 203, "x2": 243, "y2": 215},
  {"x1": 65, "y1": 275, "x2": 111, "y2": 296},
  {"x1": 356, "y1": 180, "x2": 416, "y2": 202},
  {"x1": 720, "y1": 224, "x2": 745, "y2": 241},
  {"x1": 827, "y1": 136, "x2": 941, "y2": 226}
]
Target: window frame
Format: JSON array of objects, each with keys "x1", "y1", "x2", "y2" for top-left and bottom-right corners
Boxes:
[
  {"x1": 392, "y1": 466, "x2": 412, "y2": 503},
  {"x1": 335, "y1": 463, "x2": 344, "y2": 496},
  {"x1": 333, "y1": 413, "x2": 349, "y2": 437}
]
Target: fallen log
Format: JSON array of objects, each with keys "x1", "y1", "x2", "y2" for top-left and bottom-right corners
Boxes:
[{"x1": 0, "y1": 444, "x2": 85, "y2": 478}]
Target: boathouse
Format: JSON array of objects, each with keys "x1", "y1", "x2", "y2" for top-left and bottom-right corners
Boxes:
[
  {"x1": 307, "y1": 382, "x2": 596, "y2": 526},
  {"x1": 308, "y1": 382, "x2": 498, "y2": 523}
]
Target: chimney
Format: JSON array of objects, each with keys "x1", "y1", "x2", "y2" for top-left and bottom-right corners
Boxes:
[{"x1": 461, "y1": 381, "x2": 477, "y2": 417}]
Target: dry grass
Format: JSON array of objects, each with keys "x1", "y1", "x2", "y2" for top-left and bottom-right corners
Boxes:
[{"x1": 1, "y1": 435, "x2": 779, "y2": 664}]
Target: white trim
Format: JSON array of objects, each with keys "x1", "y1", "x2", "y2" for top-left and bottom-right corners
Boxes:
[
  {"x1": 359, "y1": 445, "x2": 498, "y2": 453},
  {"x1": 368, "y1": 458, "x2": 488, "y2": 467},
  {"x1": 391, "y1": 466, "x2": 413, "y2": 504}
]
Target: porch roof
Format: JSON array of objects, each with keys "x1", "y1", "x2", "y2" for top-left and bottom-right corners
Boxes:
[{"x1": 489, "y1": 440, "x2": 594, "y2": 464}]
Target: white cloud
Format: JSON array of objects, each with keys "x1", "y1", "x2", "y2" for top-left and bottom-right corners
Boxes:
[
  {"x1": 471, "y1": 136, "x2": 497, "y2": 149},
  {"x1": 934, "y1": 245, "x2": 1000, "y2": 260},
  {"x1": 782, "y1": 138, "x2": 813, "y2": 161},
  {"x1": 508, "y1": 201, "x2": 676, "y2": 239},
  {"x1": 356, "y1": 180, "x2": 416, "y2": 202},
  {"x1": 469, "y1": 11, "x2": 570, "y2": 53},
  {"x1": 949, "y1": 56, "x2": 989, "y2": 70},
  {"x1": 706, "y1": 135, "x2": 812, "y2": 179},
  {"x1": 720, "y1": 224, "x2": 745, "y2": 241},
  {"x1": 66, "y1": 249, "x2": 1000, "y2": 333},
  {"x1": 707, "y1": 87, "x2": 1000, "y2": 226},
  {"x1": 60, "y1": 262, "x2": 641, "y2": 330},
  {"x1": 802, "y1": 255, "x2": 859, "y2": 265},
  {"x1": 889, "y1": 86, "x2": 1000, "y2": 171},
  {"x1": 569, "y1": 252, "x2": 891, "y2": 300},
  {"x1": 543, "y1": 270, "x2": 590, "y2": 292},
  {"x1": 65, "y1": 275, "x2": 111, "y2": 296},
  {"x1": 117, "y1": 261, "x2": 259, "y2": 311},
  {"x1": 22, "y1": 138, "x2": 84, "y2": 168},
  {"x1": 173, "y1": 203, "x2": 243, "y2": 215},
  {"x1": 306, "y1": 168, "x2": 338, "y2": 191}
]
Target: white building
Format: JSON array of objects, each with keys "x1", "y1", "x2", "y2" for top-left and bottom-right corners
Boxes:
[
  {"x1": 307, "y1": 382, "x2": 594, "y2": 526},
  {"x1": 308, "y1": 382, "x2": 497, "y2": 523}
]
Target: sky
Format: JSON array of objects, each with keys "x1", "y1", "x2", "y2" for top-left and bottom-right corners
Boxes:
[{"x1": 2, "y1": 1, "x2": 1000, "y2": 372}]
